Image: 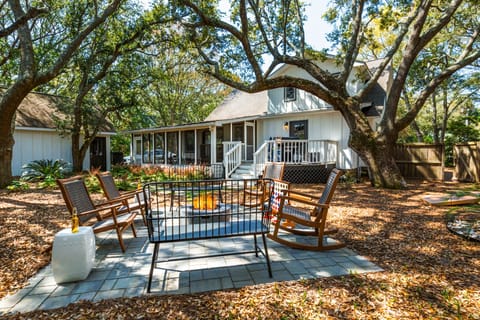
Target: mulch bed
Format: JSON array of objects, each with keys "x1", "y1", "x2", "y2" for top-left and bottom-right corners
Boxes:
[{"x1": 1, "y1": 180, "x2": 479, "y2": 319}]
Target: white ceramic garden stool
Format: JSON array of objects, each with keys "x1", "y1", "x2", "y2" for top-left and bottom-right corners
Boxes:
[{"x1": 52, "y1": 226, "x2": 96, "y2": 283}]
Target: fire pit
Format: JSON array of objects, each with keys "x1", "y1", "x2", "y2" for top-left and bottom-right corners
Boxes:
[
  {"x1": 193, "y1": 193, "x2": 218, "y2": 210},
  {"x1": 184, "y1": 193, "x2": 231, "y2": 224}
]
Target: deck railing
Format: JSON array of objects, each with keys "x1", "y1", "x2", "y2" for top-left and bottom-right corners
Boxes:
[
  {"x1": 223, "y1": 141, "x2": 243, "y2": 178},
  {"x1": 252, "y1": 139, "x2": 338, "y2": 177},
  {"x1": 252, "y1": 142, "x2": 269, "y2": 177}
]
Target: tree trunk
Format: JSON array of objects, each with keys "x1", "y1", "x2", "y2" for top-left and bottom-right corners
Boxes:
[
  {"x1": 410, "y1": 120, "x2": 424, "y2": 142},
  {"x1": 0, "y1": 126, "x2": 15, "y2": 188},
  {"x1": 349, "y1": 130, "x2": 407, "y2": 189},
  {"x1": 0, "y1": 82, "x2": 35, "y2": 187},
  {"x1": 72, "y1": 131, "x2": 83, "y2": 173},
  {"x1": 72, "y1": 131, "x2": 94, "y2": 173}
]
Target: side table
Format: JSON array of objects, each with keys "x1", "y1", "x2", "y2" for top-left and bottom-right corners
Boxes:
[{"x1": 52, "y1": 226, "x2": 96, "y2": 283}]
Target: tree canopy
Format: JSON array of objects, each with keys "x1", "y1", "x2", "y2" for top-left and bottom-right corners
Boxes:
[
  {"x1": 0, "y1": 0, "x2": 227, "y2": 185},
  {"x1": 166, "y1": 0, "x2": 480, "y2": 188},
  {"x1": 0, "y1": 0, "x2": 124, "y2": 186}
]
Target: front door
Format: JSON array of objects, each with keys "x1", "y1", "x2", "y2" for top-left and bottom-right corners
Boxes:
[
  {"x1": 133, "y1": 136, "x2": 142, "y2": 164},
  {"x1": 90, "y1": 137, "x2": 106, "y2": 170},
  {"x1": 245, "y1": 122, "x2": 255, "y2": 161}
]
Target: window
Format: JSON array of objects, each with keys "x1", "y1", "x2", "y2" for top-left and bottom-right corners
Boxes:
[
  {"x1": 154, "y1": 133, "x2": 165, "y2": 164},
  {"x1": 142, "y1": 134, "x2": 152, "y2": 163},
  {"x1": 289, "y1": 120, "x2": 308, "y2": 139},
  {"x1": 233, "y1": 125, "x2": 243, "y2": 141},
  {"x1": 184, "y1": 131, "x2": 195, "y2": 152},
  {"x1": 284, "y1": 87, "x2": 296, "y2": 101}
]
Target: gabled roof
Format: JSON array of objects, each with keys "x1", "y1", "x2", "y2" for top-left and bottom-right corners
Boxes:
[
  {"x1": 15, "y1": 92, "x2": 68, "y2": 129},
  {"x1": 205, "y1": 59, "x2": 390, "y2": 120},
  {"x1": 362, "y1": 59, "x2": 392, "y2": 112},
  {"x1": 11, "y1": 91, "x2": 115, "y2": 132},
  {"x1": 204, "y1": 90, "x2": 268, "y2": 121}
]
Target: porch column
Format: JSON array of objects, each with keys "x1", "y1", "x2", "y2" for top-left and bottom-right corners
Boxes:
[
  {"x1": 210, "y1": 126, "x2": 217, "y2": 164},
  {"x1": 178, "y1": 131, "x2": 182, "y2": 165},
  {"x1": 105, "y1": 136, "x2": 111, "y2": 171},
  {"x1": 164, "y1": 132, "x2": 167, "y2": 165},
  {"x1": 152, "y1": 132, "x2": 156, "y2": 165},
  {"x1": 129, "y1": 134, "x2": 134, "y2": 162},
  {"x1": 194, "y1": 129, "x2": 198, "y2": 165},
  {"x1": 243, "y1": 122, "x2": 247, "y2": 161}
]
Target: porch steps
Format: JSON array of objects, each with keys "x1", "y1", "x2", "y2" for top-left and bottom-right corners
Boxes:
[{"x1": 230, "y1": 163, "x2": 257, "y2": 179}]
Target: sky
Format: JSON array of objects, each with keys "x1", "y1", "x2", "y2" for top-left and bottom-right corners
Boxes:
[{"x1": 303, "y1": 1, "x2": 333, "y2": 50}]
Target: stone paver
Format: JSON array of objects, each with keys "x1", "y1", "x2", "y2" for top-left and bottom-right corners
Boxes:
[{"x1": 0, "y1": 217, "x2": 383, "y2": 316}]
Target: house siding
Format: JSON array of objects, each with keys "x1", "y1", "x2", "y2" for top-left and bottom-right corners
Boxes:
[
  {"x1": 257, "y1": 111, "x2": 361, "y2": 169},
  {"x1": 267, "y1": 63, "x2": 364, "y2": 115},
  {"x1": 12, "y1": 129, "x2": 93, "y2": 176}
]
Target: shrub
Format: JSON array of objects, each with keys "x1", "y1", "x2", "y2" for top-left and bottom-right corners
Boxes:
[
  {"x1": 21, "y1": 159, "x2": 72, "y2": 187},
  {"x1": 84, "y1": 167, "x2": 102, "y2": 193},
  {"x1": 6, "y1": 180, "x2": 30, "y2": 192}
]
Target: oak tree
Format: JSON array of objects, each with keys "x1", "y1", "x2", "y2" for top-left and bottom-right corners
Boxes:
[
  {"x1": 169, "y1": 0, "x2": 480, "y2": 188},
  {"x1": 0, "y1": 0, "x2": 123, "y2": 186}
]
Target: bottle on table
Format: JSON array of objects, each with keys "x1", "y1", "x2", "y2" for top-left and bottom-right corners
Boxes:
[{"x1": 71, "y1": 207, "x2": 79, "y2": 233}]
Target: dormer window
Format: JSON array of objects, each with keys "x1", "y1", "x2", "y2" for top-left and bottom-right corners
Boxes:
[{"x1": 284, "y1": 87, "x2": 296, "y2": 102}]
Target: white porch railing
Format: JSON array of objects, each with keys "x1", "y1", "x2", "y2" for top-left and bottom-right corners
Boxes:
[
  {"x1": 252, "y1": 139, "x2": 338, "y2": 177},
  {"x1": 223, "y1": 141, "x2": 243, "y2": 178},
  {"x1": 252, "y1": 142, "x2": 269, "y2": 177}
]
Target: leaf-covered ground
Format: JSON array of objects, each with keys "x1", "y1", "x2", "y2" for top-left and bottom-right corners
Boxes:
[{"x1": 1, "y1": 180, "x2": 479, "y2": 319}]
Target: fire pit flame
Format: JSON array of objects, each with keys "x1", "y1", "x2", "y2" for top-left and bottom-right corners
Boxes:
[{"x1": 192, "y1": 194, "x2": 218, "y2": 210}]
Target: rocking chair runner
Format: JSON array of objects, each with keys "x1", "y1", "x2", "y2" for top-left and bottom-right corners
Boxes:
[
  {"x1": 96, "y1": 171, "x2": 150, "y2": 225},
  {"x1": 268, "y1": 168, "x2": 345, "y2": 251},
  {"x1": 57, "y1": 176, "x2": 138, "y2": 253}
]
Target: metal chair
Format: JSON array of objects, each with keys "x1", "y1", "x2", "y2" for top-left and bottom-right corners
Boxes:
[
  {"x1": 57, "y1": 175, "x2": 138, "y2": 253},
  {"x1": 268, "y1": 168, "x2": 345, "y2": 251}
]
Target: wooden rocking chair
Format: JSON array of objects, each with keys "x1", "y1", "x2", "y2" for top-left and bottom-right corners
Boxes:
[
  {"x1": 268, "y1": 168, "x2": 345, "y2": 251},
  {"x1": 242, "y1": 162, "x2": 286, "y2": 207},
  {"x1": 57, "y1": 176, "x2": 138, "y2": 253},
  {"x1": 96, "y1": 171, "x2": 150, "y2": 225}
]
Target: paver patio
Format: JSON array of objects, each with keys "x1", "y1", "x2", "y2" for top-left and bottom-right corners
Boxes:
[{"x1": 0, "y1": 217, "x2": 382, "y2": 315}]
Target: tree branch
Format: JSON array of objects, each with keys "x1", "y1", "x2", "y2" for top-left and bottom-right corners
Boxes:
[
  {"x1": 0, "y1": 6, "x2": 47, "y2": 38},
  {"x1": 355, "y1": 3, "x2": 417, "y2": 102},
  {"x1": 36, "y1": 0, "x2": 123, "y2": 84},
  {"x1": 396, "y1": 49, "x2": 480, "y2": 131},
  {"x1": 341, "y1": 0, "x2": 365, "y2": 83}
]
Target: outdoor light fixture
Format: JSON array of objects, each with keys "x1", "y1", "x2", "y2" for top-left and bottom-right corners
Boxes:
[{"x1": 283, "y1": 121, "x2": 289, "y2": 131}]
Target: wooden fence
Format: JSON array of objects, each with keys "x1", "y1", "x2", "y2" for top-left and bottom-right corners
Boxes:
[
  {"x1": 394, "y1": 144, "x2": 444, "y2": 180},
  {"x1": 454, "y1": 142, "x2": 480, "y2": 182}
]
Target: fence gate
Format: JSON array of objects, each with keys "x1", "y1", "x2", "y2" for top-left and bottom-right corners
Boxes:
[
  {"x1": 394, "y1": 144, "x2": 444, "y2": 180},
  {"x1": 454, "y1": 142, "x2": 480, "y2": 182}
]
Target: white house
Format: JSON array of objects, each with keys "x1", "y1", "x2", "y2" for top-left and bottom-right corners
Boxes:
[
  {"x1": 126, "y1": 58, "x2": 392, "y2": 180},
  {"x1": 12, "y1": 91, "x2": 115, "y2": 176}
]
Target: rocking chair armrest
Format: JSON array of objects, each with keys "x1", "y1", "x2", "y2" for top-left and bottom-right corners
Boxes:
[
  {"x1": 284, "y1": 189, "x2": 318, "y2": 200},
  {"x1": 98, "y1": 193, "x2": 137, "y2": 206},
  {"x1": 244, "y1": 190, "x2": 266, "y2": 198},
  {"x1": 121, "y1": 189, "x2": 142, "y2": 197},
  {"x1": 77, "y1": 203, "x2": 122, "y2": 221},
  {"x1": 93, "y1": 199, "x2": 131, "y2": 213},
  {"x1": 280, "y1": 195, "x2": 329, "y2": 209},
  {"x1": 243, "y1": 188, "x2": 264, "y2": 196}
]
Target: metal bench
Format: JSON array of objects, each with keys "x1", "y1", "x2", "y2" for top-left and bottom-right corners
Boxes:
[{"x1": 144, "y1": 179, "x2": 274, "y2": 293}]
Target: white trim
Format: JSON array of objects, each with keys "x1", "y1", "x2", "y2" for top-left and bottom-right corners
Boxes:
[
  {"x1": 15, "y1": 126, "x2": 116, "y2": 136},
  {"x1": 125, "y1": 122, "x2": 216, "y2": 134},
  {"x1": 15, "y1": 126, "x2": 57, "y2": 132}
]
